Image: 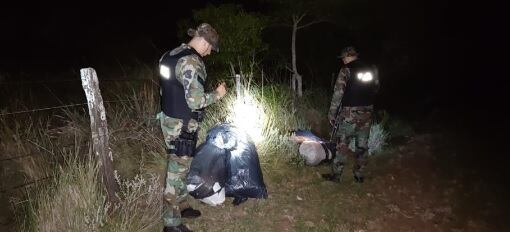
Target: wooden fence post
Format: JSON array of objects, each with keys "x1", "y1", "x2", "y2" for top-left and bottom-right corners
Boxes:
[{"x1": 80, "y1": 67, "x2": 119, "y2": 203}]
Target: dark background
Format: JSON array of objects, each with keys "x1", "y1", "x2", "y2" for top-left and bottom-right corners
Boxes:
[
  {"x1": 0, "y1": 1, "x2": 507, "y2": 136},
  {"x1": 2, "y1": 1, "x2": 510, "y2": 227}
]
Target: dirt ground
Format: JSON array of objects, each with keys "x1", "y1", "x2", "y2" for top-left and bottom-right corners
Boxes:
[
  {"x1": 185, "y1": 132, "x2": 508, "y2": 232},
  {"x1": 2, "y1": 130, "x2": 508, "y2": 231}
]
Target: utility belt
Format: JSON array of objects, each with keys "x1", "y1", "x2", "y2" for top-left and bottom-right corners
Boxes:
[
  {"x1": 168, "y1": 130, "x2": 198, "y2": 157},
  {"x1": 167, "y1": 109, "x2": 205, "y2": 157},
  {"x1": 191, "y1": 110, "x2": 205, "y2": 123}
]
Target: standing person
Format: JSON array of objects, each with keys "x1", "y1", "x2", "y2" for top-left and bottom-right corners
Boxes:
[
  {"x1": 158, "y1": 23, "x2": 227, "y2": 232},
  {"x1": 322, "y1": 46, "x2": 379, "y2": 184}
]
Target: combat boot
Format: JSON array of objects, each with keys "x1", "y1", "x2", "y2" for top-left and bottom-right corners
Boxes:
[
  {"x1": 321, "y1": 173, "x2": 341, "y2": 183},
  {"x1": 353, "y1": 165, "x2": 365, "y2": 183},
  {"x1": 353, "y1": 149, "x2": 367, "y2": 183},
  {"x1": 353, "y1": 175, "x2": 364, "y2": 183},
  {"x1": 232, "y1": 196, "x2": 248, "y2": 206},
  {"x1": 163, "y1": 224, "x2": 193, "y2": 232},
  {"x1": 180, "y1": 207, "x2": 201, "y2": 219},
  {"x1": 324, "y1": 160, "x2": 344, "y2": 183}
]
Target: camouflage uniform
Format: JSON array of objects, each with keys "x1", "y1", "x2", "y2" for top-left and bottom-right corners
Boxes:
[
  {"x1": 328, "y1": 66, "x2": 375, "y2": 180},
  {"x1": 158, "y1": 44, "x2": 221, "y2": 227}
]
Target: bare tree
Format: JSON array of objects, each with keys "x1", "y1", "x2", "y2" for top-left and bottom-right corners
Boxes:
[
  {"x1": 263, "y1": 0, "x2": 332, "y2": 97},
  {"x1": 290, "y1": 13, "x2": 325, "y2": 97}
]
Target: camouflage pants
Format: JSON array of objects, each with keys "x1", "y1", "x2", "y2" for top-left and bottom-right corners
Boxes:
[
  {"x1": 158, "y1": 112, "x2": 199, "y2": 227},
  {"x1": 332, "y1": 106, "x2": 373, "y2": 178}
]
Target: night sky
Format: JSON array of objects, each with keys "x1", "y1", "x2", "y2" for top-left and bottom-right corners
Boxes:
[{"x1": 0, "y1": 1, "x2": 507, "y2": 132}]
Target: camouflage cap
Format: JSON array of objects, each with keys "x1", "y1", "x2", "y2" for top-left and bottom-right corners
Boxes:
[
  {"x1": 188, "y1": 23, "x2": 219, "y2": 52},
  {"x1": 338, "y1": 46, "x2": 359, "y2": 58}
]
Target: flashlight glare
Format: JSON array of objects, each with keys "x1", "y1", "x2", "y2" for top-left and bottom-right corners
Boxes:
[{"x1": 228, "y1": 93, "x2": 266, "y2": 143}]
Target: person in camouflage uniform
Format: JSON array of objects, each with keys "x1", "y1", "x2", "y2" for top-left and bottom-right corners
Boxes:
[
  {"x1": 158, "y1": 23, "x2": 227, "y2": 232},
  {"x1": 322, "y1": 46, "x2": 379, "y2": 183}
]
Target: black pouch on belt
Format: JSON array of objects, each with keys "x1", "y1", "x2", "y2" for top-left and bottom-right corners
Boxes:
[{"x1": 169, "y1": 130, "x2": 198, "y2": 157}]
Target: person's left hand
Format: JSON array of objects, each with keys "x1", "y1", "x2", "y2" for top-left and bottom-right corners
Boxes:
[{"x1": 216, "y1": 82, "x2": 227, "y2": 98}]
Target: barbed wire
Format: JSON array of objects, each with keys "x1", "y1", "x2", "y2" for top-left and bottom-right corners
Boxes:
[
  {"x1": 0, "y1": 175, "x2": 54, "y2": 193},
  {"x1": 0, "y1": 99, "x2": 150, "y2": 117},
  {"x1": 0, "y1": 78, "x2": 162, "y2": 192},
  {"x1": 0, "y1": 78, "x2": 155, "y2": 86}
]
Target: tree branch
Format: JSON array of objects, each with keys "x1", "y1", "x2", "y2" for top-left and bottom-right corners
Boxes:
[
  {"x1": 296, "y1": 13, "x2": 306, "y2": 24},
  {"x1": 297, "y1": 19, "x2": 327, "y2": 29},
  {"x1": 285, "y1": 65, "x2": 294, "y2": 73}
]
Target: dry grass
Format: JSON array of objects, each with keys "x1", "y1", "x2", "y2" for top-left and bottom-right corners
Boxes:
[
  {"x1": 28, "y1": 155, "x2": 108, "y2": 232},
  {"x1": 2, "y1": 64, "x2": 390, "y2": 231},
  {"x1": 1, "y1": 68, "x2": 167, "y2": 231}
]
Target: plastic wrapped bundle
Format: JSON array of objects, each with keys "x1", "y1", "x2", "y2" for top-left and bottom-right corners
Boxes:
[
  {"x1": 291, "y1": 129, "x2": 322, "y2": 142},
  {"x1": 290, "y1": 129, "x2": 335, "y2": 166},
  {"x1": 186, "y1": 123, "x2": 267, "y2": 206}
]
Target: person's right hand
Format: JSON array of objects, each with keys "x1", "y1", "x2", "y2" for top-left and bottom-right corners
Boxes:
[{"x1": 216, "y1": 82, "x2": 227, "y2": 98}]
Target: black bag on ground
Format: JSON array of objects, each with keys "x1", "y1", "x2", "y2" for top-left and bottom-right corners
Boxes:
[
  {"x1": 186, "y1": 142, "x2": 227, "y2": 206},
  {"x1": 224, "y1": 131, "x2": 268, "y2": 204},
  {"x1": 187, "y1": 123, "x2": 268, "y2": 206}
]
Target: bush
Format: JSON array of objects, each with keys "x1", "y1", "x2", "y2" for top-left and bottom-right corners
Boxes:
[
  {"x1": 368, "y1": 122, "x2": 389, "y2": 156},
  {"x1": 376, "y1": 110, "x2": 414, "y2": 140},
  {"x1": 24, "y1": 154, "x2": 163, "y2": 231},
  {"x1": 177, "y1": 4, "x2": 268, "y2": 80}
]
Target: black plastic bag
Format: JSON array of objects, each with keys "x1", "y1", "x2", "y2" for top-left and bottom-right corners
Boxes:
[
  {"x1": 186, "y1": 142, "x2": 227, "y2": 206},
  {"x1": 187, "y1": 123, "x2": 268, "y2": 206},
  {"x1": 206, "y1": 124, "x2": 268, "y2": 205},
  {"x1": 226, "y1": 135, "x2": 267, "y2": 203}
]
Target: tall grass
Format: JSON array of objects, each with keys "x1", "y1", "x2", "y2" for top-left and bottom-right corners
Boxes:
[
  {"x1": 21, "y1": 151, "x2": 163, "y2": 232},
  {"x1": 25, "y1": 154, "x2": 108, "y2": 231},
  {"x1": 1, "y1": 63, "x2": 339, "y2": 230},
  {"x1": 1, "y1": 66, "x2": 166, "y2": 231},
  {"x1": 199, "y1": 66, "x2": 309, "y2": 164}
]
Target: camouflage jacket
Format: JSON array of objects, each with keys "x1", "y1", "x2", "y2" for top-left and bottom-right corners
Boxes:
[
  {"x1": 171, "y1": 43, "x2": 221, "y2": 111},
  {"x1": 328, "y1": 67, "x2": 349, "y2": 121},
  {"x1": 328, "y1": 65, "x2": 378, "y2": 121}
]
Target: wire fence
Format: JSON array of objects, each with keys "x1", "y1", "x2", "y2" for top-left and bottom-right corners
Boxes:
[
  {"x1": 1, "y1": 76, "x2": 160, "y2": 117},
  {"x1": 0, "y1": 175, "x2": 54, "y2": 193},
  {"x1": 0, "y1": 78, "x2": 160, "y2": 193},
  {"x1": 0, "y1": 78, "x2": 155, "y2": 86},
  {"x1": 0, "y1": 99, "x2": 147, "y2": 117}
]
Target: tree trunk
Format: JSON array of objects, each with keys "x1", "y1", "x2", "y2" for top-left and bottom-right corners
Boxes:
[
  {"x1": 80, "y1": 67, "x2": 119, "y2": 203},
  {"x1": 292, "y1": 16, "x2": 303, "y2": 97}
]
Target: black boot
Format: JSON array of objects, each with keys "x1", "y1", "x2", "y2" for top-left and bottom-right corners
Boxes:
[
  {"x1": 163, "y1": 224, "x2": 193, "y2": 232},
  {"x1": 232, "y1": 196, "x2": 248, "y2": 206},
  {"x1": 353, "y1": 149, "x2": 367, "y2": 183},
  {"x1": 353, "y1": 175, "x2": 364, "y2": 183},
  {"x1": 181, "y1": 207, "x2": 201, "y2": 219},
  {"x1": 321, "y1": 173, "x2": 341, "y2": 183},
  {"x1": 353, "y1": 166, "x2": 365, "y2": 183}
]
